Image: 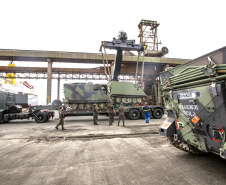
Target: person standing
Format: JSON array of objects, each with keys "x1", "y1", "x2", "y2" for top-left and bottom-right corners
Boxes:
[
  {"x1": 118, "y1": 103, "x2": 125, "y2": 126},
  {"x1": 143, "y1": 102, "x2": 151, "y2": 123},
  {"x1": 107, "y1": 101, "x2": 116, "y2": 126},
  {"x1": 55, "y1": 106, "x2": 66, "y2": 130},
  {"x1": 93, "y1": 104, "x2": 99, "y2": 125}
]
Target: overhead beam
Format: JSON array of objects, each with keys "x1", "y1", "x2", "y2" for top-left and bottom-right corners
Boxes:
[
  {"x1": 0, "y1": 64, "x2": 158, "y2": 76},
  {"x1": 0, "y1": 49, "x2": 190, "y2": 66}
]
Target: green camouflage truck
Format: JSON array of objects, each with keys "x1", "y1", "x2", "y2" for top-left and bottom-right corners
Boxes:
[{"x1": 159, "y1": 46, "x2": 226, "y2": 158}]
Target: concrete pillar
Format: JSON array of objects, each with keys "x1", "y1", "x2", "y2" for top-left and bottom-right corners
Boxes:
[
  {"x1": 157, "y1": 80, "x2": 162, "y2": 105},
  {"x1": 110, "y1": 62, "x2": 114, "y2": 80},
  {"x1": 46, "y1": 59, "x2": 52, "y2": 104},
  {"x1": 57, "y1": 73, "x2": 60, "y2": 100}
]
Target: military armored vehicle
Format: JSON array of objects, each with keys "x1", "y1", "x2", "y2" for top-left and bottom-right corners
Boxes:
[
  {"x1": 62, "y1": 82, "x2": 109, "y2": 115},
  {"x1": 60, "y1": 81, "x2": 163, "y2": 119},
  {"x1": 107, "y1": 81, "x2": 146, "y2": 106},
  {"x1": 159, "y1": 46, "x2": 226, "y2": 158}
]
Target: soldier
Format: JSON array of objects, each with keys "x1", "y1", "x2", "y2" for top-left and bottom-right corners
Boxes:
[
  {"x1": 143, "y1": 102, "x2": 151, "y2": 123},
  {"x1": 93, "y1": 104, "x2": 99, "y2": 125},
  {"x1": 118, "y1": 103, "x2": 125, "y2": 126},
  {"x1": 55, "y1": 106, "x2": 66, "y2": 130},
  {"x1": 107, "y1": 101, "x2": 116, "y2": 126}
]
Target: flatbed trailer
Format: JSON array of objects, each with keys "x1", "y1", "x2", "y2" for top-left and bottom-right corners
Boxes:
[{"x1": 63, "y1": 105, "x2": 164, "y2": 120}]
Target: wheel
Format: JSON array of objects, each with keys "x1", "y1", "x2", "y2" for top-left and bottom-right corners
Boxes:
[
  {"x1": 124, "y1": 112, "x2": 129, "y2": 119},
  {"x1": 35, "y1": 112, "x2": 47, "y2": 123},
  {"x1": 52, "y1": 99, "x2": 62, "y2": 106},
  {"x1": 128, "y1": 109, "x2": 140, "y2": 120},
  {"x1": 152, "y1": 108, "x2": 163, "y2": 119},
  {"x1": 45, "y1": 115, "x2": 50, "y2": 122}
]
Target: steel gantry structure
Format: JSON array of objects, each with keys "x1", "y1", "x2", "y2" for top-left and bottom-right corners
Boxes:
[{"x1": 0, "y1": 49, "x2": 190, "y2": 104}]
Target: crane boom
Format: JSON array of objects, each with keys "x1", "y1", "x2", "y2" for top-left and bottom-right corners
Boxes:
[{"x1": 100, "y1": 31, "x2": 146, "y2": 81}]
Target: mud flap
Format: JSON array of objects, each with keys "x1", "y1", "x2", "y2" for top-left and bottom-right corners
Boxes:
[{"x1": 159, "y1": 118, "x2": 176, "y2": 137}]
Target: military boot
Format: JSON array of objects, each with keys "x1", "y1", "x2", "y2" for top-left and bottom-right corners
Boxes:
[
  {"x1": 55, "y1": 126, "x2": 58, "y2": 130},
  {"x1": 62, "y1": 126, "x2": 66, "y2": 130}
]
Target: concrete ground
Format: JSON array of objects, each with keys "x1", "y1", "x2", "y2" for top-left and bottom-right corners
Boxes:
[{"x1": 1, "y1": 114, "x2": 226, "y2": 185}]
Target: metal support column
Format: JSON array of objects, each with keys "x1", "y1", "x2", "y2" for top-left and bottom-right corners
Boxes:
[
  {"x1": 46, "y1": 59, "x2": 52, "y2": 104},
  {"x1": 57, "y1": 73, "x2": 60, "y2": 100},
  {"x1": 110, "y1": 62, "x2": 114, "y2": 80}
]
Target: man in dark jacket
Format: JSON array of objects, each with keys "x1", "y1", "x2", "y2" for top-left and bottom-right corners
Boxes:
[{"x1": 143, "y1": 102, "x2": 151, "y2": 123}]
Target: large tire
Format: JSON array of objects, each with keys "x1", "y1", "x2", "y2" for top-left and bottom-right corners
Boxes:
[
  {"x1": 45, "y1": 115, "x2": 50, "y2": 122},
  {"x1": 35, "y1": 112, "x2": 47, "y2": 123},
  {"x1": 152, "y1": 108, "x2": 163, "y2": 119},
  {"x1": 52, "y1": 99, "x2": 62, "y2": 106},
  {"x1": 124, "y1": 112, "x2": 129, "y2": 119},
  {"x1": 128, "y1": 109, "x2": 140, "y2": 120}
]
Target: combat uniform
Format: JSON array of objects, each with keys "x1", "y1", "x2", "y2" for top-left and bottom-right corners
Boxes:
[
  {"x1": 56, "y1": 109, "x2": 65, "y2": 130},
  {"x1": 118, "y1": 105, "x2": 125, "y2": 126},
  {"x1": 107, "y1": 104, "x2": 115, "y2": 126},
  {"x1": 93, "y1": 106, "x2": 99, "y2": 125},
  {"x1": 143, "y1": 105, "x2": 151, "y2": 123}
]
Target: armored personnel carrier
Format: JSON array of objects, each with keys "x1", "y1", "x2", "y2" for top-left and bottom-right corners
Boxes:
[
  {"x1": 107, "y1": 81, "x2": 146, "y2": 107},
  {"x1": 61, "y1": 81, "x2": 163, "y2": 119},
  {"x1": 159, "y1": 46, "x2": 226, "y2": 158},
  {"x1": 62, "y1": 82, "x2": 109, "y2": 114}
]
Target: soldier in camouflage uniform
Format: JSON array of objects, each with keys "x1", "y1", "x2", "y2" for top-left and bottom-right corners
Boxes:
[
  {"x1": 55, "y1": 106, "x2": 66, "y2": 130},
  {"x1": 107, "y1": 102, "x2": 116, "y2": 126},
  {"x1": 118, "y1": 103, "x2": 125, "y2": 126},
  {"x1": 93, "y1": 104, "x2": 99, "y2": 125}
]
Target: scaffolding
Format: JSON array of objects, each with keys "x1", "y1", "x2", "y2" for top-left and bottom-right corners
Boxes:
[{"x1": 138, "y1": 19, "x2": 161, "y2": 51}]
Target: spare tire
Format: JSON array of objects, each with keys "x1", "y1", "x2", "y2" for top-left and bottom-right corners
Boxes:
[
  {"x1": 128, "y1": 109, "x2": 140, "y2": 120},
  {"x1": 35, "y1": 112, "x2": 47, "y2": 123},
  {"x1": 8, "y1": 106, "x2": 18, "y2": 113},
  {"x1": 152, "y1": 108, "x2": 163, "y2": 119}
]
